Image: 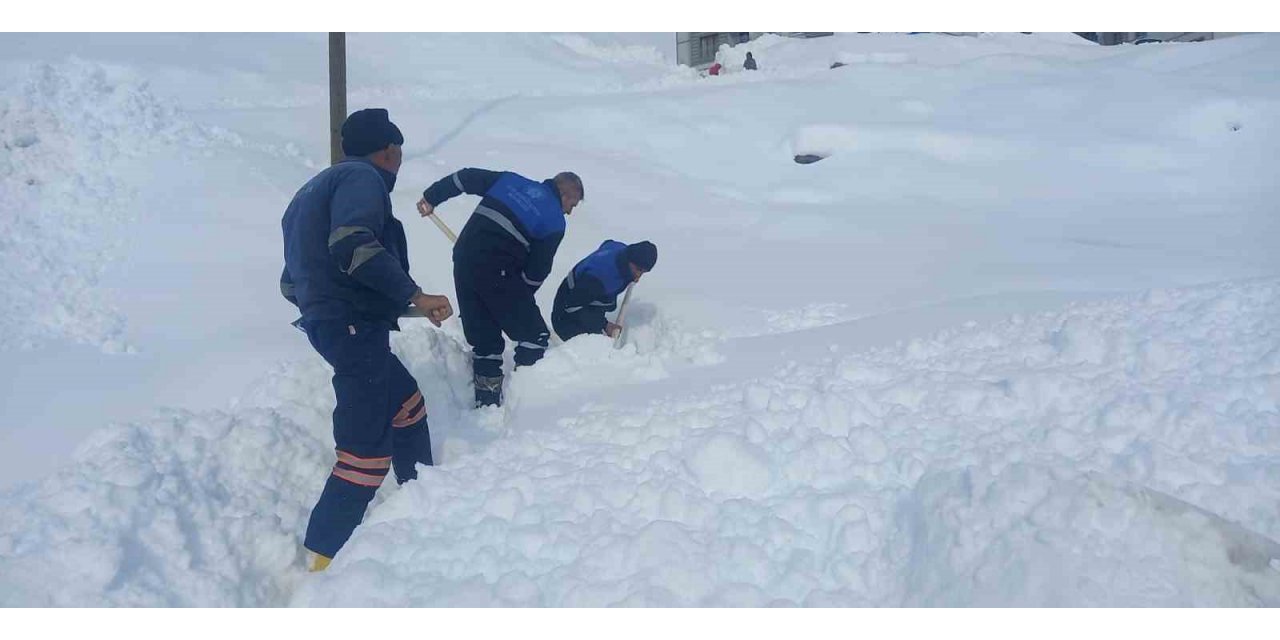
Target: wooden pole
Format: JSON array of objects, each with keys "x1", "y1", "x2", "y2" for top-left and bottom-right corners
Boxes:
[{"x1": 328, "y1": 32, "x2": 347, "y2": 165}]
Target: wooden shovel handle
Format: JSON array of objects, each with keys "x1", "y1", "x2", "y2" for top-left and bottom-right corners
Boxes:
[
  {"x1": 427, "y1": 212, "x2": 458, "y2": 244},
  {"x1": 613, "y1": 282, "x2": 636, "y2": 349}
]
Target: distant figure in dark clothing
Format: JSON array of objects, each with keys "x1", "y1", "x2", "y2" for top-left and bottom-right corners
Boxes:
[
  {"x1": 552, "y1": 240, "x2": 657, "y2": 342},
  {"x1": 744, "y1": 51, "x2": 758, "y2": 71}
]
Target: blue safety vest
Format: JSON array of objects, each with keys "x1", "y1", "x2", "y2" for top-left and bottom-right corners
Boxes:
[
  {"x1": 572, "y1": 240, "x2": 629, "y2": 296},
  {"x1": 485, "y1": 172, "x2": 565, "y2": 241}
]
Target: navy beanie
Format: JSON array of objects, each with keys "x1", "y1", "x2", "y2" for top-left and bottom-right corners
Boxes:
[
  {"x1": 341, "y1": 108, "x2": 404, "y2": 157},
  {"x1": 625, "y1": 241, "x2": 658, "y2": 271}
]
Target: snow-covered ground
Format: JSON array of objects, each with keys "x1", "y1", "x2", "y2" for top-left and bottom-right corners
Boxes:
[{"x1": 1, "y1": 32, "x2": 1278, "y2": 606}]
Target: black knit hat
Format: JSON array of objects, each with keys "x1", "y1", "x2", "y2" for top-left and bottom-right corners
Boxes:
[
  {"x1": 625, "y1": 241, "x2": 658, "y2": 271},
  {"x1": 341, "y1": 108, "x2": 404, "y2": 156}
]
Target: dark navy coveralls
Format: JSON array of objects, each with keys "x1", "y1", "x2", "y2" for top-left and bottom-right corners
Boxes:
[
  {"x1": 421, "y1": 169, "x2": 566, "y2": 406},
  {"x1": 281, "y1": 157, "x2": 433, "y2": 558}
]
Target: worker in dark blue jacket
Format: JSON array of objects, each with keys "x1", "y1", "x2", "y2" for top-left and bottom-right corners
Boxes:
[
  {"x1": 552, "y1": 240, "x2": 657, "y2": 342},
  {"x1": 281, "y1": 108, "x2": 453, "y2": 571},
  {"x1": 417, "y1": 168, "x2": 583, "y2": 407}
]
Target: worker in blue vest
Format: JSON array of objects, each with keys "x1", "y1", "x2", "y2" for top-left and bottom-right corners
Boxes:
[
  {"x1": 280, "y1": 108, "x2": 453, "y2": 571},
  {"x1": 417, "y1": 168, "x2": 584, "y2": 407},
  {"x1": 552, "y1": 240, "x2": 657, "y2": 342}
]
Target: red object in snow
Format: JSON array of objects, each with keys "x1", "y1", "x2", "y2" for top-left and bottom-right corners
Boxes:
[{"x1": 708, "y1": 62, "x2": 721, "y2": 76}]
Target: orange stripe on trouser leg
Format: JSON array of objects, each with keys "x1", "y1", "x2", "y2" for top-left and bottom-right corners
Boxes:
[
  {"x1": 334, "y1": 450, "x2": 392, "y2": 470},
  {"x1": 331, "y1": 466, "x2": 385, "y2": 487},
  {"x1": 391, "y1": 404, "x2": 427, "y2": 430},
  {"x1": 401, "y1": 404, "x2": 427, "y2": 424},
  {"x1": 401, "y1": 390, "x2": 422, "y2": 411},
  {"x1": 392, "y1": 392, "x2": 427, "y2": 428}
]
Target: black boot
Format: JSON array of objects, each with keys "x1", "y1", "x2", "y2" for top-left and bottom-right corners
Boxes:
[{"x1": 474, "y1": 374, "x2": 503, "y2": 408}]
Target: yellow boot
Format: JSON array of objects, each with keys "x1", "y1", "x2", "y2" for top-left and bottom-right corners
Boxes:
[{"x1": 309, "y1": 552, "x2": 332, "y2": 573}]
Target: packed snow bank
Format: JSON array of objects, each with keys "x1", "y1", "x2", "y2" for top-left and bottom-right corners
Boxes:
[
  {"x1": 2, "y1": 279, "x2": 1277, "y2": 605},
  {"x1": 0, "y1": 57, "x2": 318, "y2": 354},
  {"x1": 0, "y1": 290, "x2": 723, "y2": 605},
  {"x1": 0, "y1": 60, "x2": 189, "y2": 351},
  {"x1": 895, "y1": 465, "x2": 1280, "y2": 606},
  {"x1": 0, "y1": 405, "x2": 325, "y2": 606}
]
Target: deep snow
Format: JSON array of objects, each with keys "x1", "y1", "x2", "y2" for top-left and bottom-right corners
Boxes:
[{"x1": 1, "y1": 32, "x2": 1278, "y2": 606}]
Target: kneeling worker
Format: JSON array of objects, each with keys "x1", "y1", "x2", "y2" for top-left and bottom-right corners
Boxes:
[{"x1": 552, "y1": 240, "x2": 657, "y2": 342}]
